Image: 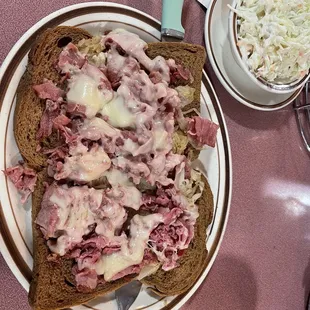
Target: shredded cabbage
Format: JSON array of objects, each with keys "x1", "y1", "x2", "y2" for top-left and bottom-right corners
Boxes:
[
  {"x1": 175, "y1": 165, "x2": 205, "y2": 206},
  {"x1": 175, "y1": 85, "x2": 195, "y2": 107},
  {"x1": 172, "y1": 130, "x2": 189, "y2": 155},
  {"x1": 90, "y1": 52, "x2": 107, "y2": 67},
  {"x1": 229, "y1": 0, "x2": 310, "y2": 83},
  {"x1": 77, "y1": 36, "x2": 106, "y2": 66}
]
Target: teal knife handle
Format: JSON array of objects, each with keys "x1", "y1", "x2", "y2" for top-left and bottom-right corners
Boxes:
[{"x1": 162, "y1": 0, "x2": 185, "y2": 34}]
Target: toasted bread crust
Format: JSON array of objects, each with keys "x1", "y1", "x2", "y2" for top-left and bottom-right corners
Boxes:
[
  {"x1": 14, "y1": 27, "x2": 91, "y2": 169},
  {"x1": 15, "y1": 26, "x2": 213, "y2": 309}
]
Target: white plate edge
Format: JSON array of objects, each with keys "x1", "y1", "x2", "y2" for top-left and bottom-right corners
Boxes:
[{"x1": 0, "y1": 3, "x2": 233, "y2": 309}]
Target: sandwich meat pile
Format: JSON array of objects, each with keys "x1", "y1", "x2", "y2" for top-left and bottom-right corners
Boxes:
[{"x1": 4, "y1": 27, "x2": 219, "y2": 309}]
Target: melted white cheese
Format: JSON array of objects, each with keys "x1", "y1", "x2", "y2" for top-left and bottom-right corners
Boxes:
[
  {"x1": 104, "y1": 168, "x2": 131, "y2": 186},
  {"x1": 137, "y1": 263, "x2": 160, "y2": 280},
  {"x1": 54, "y1": 147, "x2": 111, "y2": 182},
  {"x1": 103, "y1": 29, "x2": 170, "y2": 82},
  {"x1": 122, "y1": 139, "x2": 139, "y2": 154},
  {"x1": 67, "y1": 74, "x2": 112, "y2": 119},
  {"x1": 104, "y1": 168, "x2": 142, "y2": 210},
  {"x1": 95, "y1": 213, "x2": 163, "y2": 281},
  {"x1": 120, "y1": 186, "x2": 142, "y2": 210},
  {"x1": 101, "y1": 95, "x2": 135, "y2": 128},
  {"x1": 80, "y1": 117, "x2": 120, "y2": 140},
  {"x1": 153, "y1": 125, "x2": 168, "y2": 151},
  {"x1": 48, "y1": 187, "x2": 103, "y2": 256}
]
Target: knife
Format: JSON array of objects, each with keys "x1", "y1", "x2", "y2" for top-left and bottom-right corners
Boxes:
[
  {"x1": 196, "y1": 0, "x2": 211, "y2": 9},
  {"x1": 161, "y1": 0, "x2": 185, "y2": 41},
  {"x1": 115, "y1": 280, "x2": 142, "y2": 310}
]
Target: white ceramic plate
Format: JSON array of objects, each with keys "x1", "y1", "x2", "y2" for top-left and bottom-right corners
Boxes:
[
  {"x1": 205, "y1": 0, "x2": 303, "y2": 111},
  {"x1": 0, "y1": 2, "x2": 232, "y2": 310}
]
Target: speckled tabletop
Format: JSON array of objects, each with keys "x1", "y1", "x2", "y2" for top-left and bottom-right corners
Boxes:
[{"x1": 1, "y1": 1, "x2": 310, "y2": 310}]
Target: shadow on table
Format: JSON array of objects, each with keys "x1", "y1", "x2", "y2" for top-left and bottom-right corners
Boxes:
[
  {"x1": 204, "y1": 61, "x2": 292, "y2": 132},
  {"x1": 220, "y1": 97, "x2": 291, "y2": 132},
  {"x1": 183, "y1": 254, "x2": 257, "y2": 310},
  {"x1": 303, "y1": 258, "x2": 310, "y2": 309}
]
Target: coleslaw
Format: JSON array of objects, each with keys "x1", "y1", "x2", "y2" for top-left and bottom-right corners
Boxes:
[{"x1": 229, "y1": 0, "x2": 310, "y2": 83}]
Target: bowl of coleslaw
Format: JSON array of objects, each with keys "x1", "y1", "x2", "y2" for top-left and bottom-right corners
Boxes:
[{"x1": 228, "y1": 0, "x2": 310, "y2": 94}]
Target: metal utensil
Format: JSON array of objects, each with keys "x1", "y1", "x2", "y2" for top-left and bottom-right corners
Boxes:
[
  {"x1": 161, "y1": 0, "x2": 185, "y2": 41},
  {"x1": 293, "y1": 80, "x2": 310, "y2": 153},
  {"x1": 115, "y1": 280, "x2": 142, "y2": 310},
  {"x1": 196, "y1": 0, "x2": 211, "y2": 9}
]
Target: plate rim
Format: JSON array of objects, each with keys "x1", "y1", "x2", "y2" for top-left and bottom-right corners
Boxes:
[
  {"x1": 0, "y1": 2, "x2": 232, "y2": 309},
  {"x1": 204, "y1": 0, "x2": 302, "y2": 111}
]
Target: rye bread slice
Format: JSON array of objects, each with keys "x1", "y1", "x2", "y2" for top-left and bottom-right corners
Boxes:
[
  {"x1": 141, "y1": 175, "x2": 213, "y2": 295},
  {"x1": 143, "y1": 43, "x2": 212, "y2": 295},
  {"x1": 15, "y1": 26, "x2": 213, "y2": 308},
  {"x1": 146, "y1": 42, "x2": 206, "y2": 162},
  {"x1": 14, "y1": 26, "x2": 91, "y2": 169},
  {"x1": 19, "y1": 26, "x2": 136, "y2": 310},
  {"x1": 29, "y1": 170, "x2": 137, "y2": 310}
]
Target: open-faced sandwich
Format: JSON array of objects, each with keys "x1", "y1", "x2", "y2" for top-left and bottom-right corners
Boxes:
[{"x1": 3, "y1": 26, "x2": 219, "y2": 310}]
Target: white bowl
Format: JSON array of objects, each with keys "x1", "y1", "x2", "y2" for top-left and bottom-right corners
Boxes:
[
  {"x1": 228, "y1": 0, "x2": 310, "y2": 95},
  {"x1": 205, "y1": 0, "x2": 303, "y2": 111}
]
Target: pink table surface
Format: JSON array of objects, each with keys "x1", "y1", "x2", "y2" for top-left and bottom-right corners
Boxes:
[{"x1": 1, "y1": 1, "x2": 310, "y2": 309}]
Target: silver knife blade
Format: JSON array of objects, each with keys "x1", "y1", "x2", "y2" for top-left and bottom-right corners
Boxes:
[
  {"x1": 115, "y1": 280, "x2": 142, "y2": 310},
  {"x1": 196, "y1": 0, "x2": 211, "y2": 9}
]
